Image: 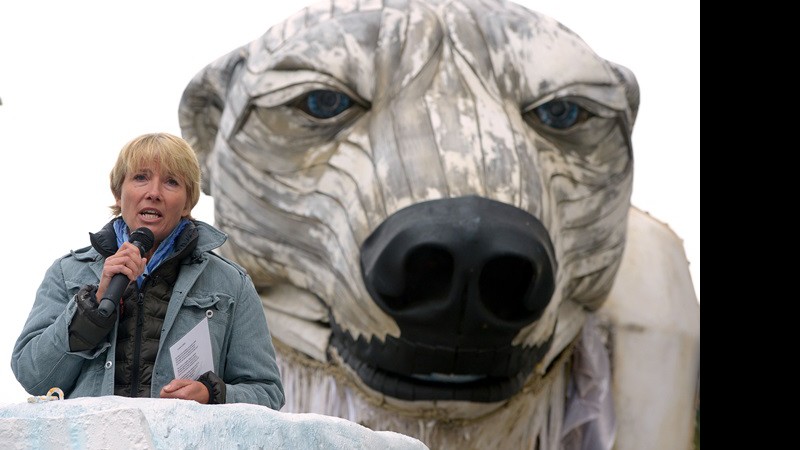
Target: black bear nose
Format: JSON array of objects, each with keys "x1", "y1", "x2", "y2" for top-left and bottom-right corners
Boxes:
[{"x1": 360, "y1": 196, "x2": 557, "y2": 348}]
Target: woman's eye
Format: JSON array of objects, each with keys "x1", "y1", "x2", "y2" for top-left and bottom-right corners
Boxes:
[
  {"x1": 532, "y1": 100, "x2": 592, "y2": 130},
  {"x1": 166, "y1": 178, "x2": 180, "y2": 187},
  {"x1": 292, "y1": 90, "x2": 353, "y2": 119},
  {"x1": 132, "y1": 173, "x2": 147, "y2": 181}
]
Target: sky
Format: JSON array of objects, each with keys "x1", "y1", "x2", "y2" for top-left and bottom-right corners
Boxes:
[{"x1": 0, "y1": 0, "x2": 699, "y2": 405}]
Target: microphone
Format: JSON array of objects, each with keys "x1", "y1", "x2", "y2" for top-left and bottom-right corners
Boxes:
[{"x1": 97, "y1": 227, "x2": 156, "y2": 318}]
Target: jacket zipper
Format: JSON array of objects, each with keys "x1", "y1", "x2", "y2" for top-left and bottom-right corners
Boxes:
[{"x1": 130, "y1": 291, "x2": 145, "y2": 397}]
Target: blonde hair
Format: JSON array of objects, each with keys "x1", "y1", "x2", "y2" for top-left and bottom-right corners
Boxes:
[{"x1": 109, "y1": 132, "x2": 201, "y2": 217}]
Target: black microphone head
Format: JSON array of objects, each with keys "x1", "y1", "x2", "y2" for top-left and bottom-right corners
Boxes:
[{"x1": 130, "y1": 227, "x2": 155, "y2": 255}]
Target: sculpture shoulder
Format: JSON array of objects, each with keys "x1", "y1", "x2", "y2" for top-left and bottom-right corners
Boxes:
[
  {"x1": 600, "y1": 206, "x2": 699, "y2": 336},
  {"x1": 597, "y1": 206, "x2": 700, "y2": 450}
]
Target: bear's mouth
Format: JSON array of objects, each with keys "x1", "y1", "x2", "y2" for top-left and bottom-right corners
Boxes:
[
  {"x1": 329, "y1": 318, "x2": 554, "y2": 402},
  {"x1": 336, "y1": 196, "x2": 558, "y2": 402}
]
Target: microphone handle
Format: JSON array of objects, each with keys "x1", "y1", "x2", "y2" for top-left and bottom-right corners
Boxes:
[
  {"x1": 97, "y1": 274, "x2": 131, "y2": 318},
  {"x1": 96, "y1": 240, "x2": 148, "y2": 318}
]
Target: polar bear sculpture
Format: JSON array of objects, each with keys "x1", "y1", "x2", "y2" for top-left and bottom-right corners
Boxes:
[{"x1": 178, "y1": 0, "x2": 700, "y2": 449}]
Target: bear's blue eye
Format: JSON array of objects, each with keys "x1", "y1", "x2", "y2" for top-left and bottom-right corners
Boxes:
[
  {"x1": 533, "y1": 100, "x2": 588, "y2": 129},
  {"x1": 296, "y1": 90, "x2": 353, "y2": 118}
]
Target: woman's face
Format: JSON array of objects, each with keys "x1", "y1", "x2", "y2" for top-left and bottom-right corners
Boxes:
[{"x1": 116, "y1": 163, "x2": 191, "y2": 248}]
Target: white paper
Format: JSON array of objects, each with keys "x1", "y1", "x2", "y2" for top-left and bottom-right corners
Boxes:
[{"x1": 169, "y1": 317, "x2": 214, "y2": 380}]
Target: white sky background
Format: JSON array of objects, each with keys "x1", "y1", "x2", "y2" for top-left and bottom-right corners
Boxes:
[{"x1": 0, "y1": 0, "x2": 699, "y2": 405}]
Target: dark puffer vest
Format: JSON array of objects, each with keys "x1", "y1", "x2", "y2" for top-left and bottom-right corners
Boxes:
[{"x1": 89, "y1": 220, "x2": 199, "y2": 397}]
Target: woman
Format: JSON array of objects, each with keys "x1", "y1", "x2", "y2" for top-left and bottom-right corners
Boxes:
[{"x1": 11, "y1": 132, "x2": 285, "y2": 408}]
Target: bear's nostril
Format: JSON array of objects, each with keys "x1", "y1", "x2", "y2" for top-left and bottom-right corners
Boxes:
[
  {"x1": 374, "y1": 244, "x2": 455, "y2": 311},
  {"x1": 479, "y1": 255, "x2": 535, "y2": 322},
  {"x1": 403, "y1": 245, "x2": 454, "y2": 309}
]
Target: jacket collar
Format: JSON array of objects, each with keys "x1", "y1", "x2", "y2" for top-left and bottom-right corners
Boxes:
[{"x1": 89, "y1": 218, "x2": 226, "y2": 259}]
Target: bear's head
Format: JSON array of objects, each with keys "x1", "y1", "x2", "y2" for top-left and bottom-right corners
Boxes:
[{"x1": 179, "y1": 0, "x2": 637, "y2": 414}]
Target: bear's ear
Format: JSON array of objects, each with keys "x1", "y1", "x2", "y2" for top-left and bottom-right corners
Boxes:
[{"x1": 179, "y1": 46, "x2": 248, "y2": 195}]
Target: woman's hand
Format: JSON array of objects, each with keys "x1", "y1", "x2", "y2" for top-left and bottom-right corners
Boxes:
[
  {"x1": 95, "y1": 241, "x2": 147, "y2": 302},
  {"x1": 160, "y1": 379, "x2": 211, "y2": 404}
]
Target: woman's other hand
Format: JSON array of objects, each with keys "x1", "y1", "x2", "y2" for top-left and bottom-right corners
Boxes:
[{"x1": 159, "y1": 379, "x2": 210, "y2": 404}]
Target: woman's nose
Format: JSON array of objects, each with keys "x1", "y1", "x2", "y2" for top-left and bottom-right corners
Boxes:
[{"x1": 145, "y1": 183, "x2": 162, "y2": 200}]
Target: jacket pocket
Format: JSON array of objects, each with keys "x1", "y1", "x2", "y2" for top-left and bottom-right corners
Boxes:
[
  {"x1": 179, "y1": 294, "x2": 235, "y2": 362},
  {"x1": 70, "y1": 358, "x2": 107, "y2": 398}
]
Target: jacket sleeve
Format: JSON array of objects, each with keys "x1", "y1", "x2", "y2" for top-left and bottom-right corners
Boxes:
[
  {"x1": 198, "y1": 370, "x2": 226, "y2": 404},
  {"x1": 11, "y1": 257, "x2": 110, "y2": 396},
  {"x1": 67, "y1": 284, "x2": 116, "y2": 351},
  {"x1": 220, "y1": 270, "x2": 285, "y2": 410}
]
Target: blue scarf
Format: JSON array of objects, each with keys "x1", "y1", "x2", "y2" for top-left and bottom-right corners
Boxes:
[{"x1": 113, "y1": 217, "x2": 190, "y2": 288}]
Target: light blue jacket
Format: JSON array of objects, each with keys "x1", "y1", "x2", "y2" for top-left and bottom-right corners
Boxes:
[{"x1": 11, "y1": 220, "x2": 285, "y2": 410}]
